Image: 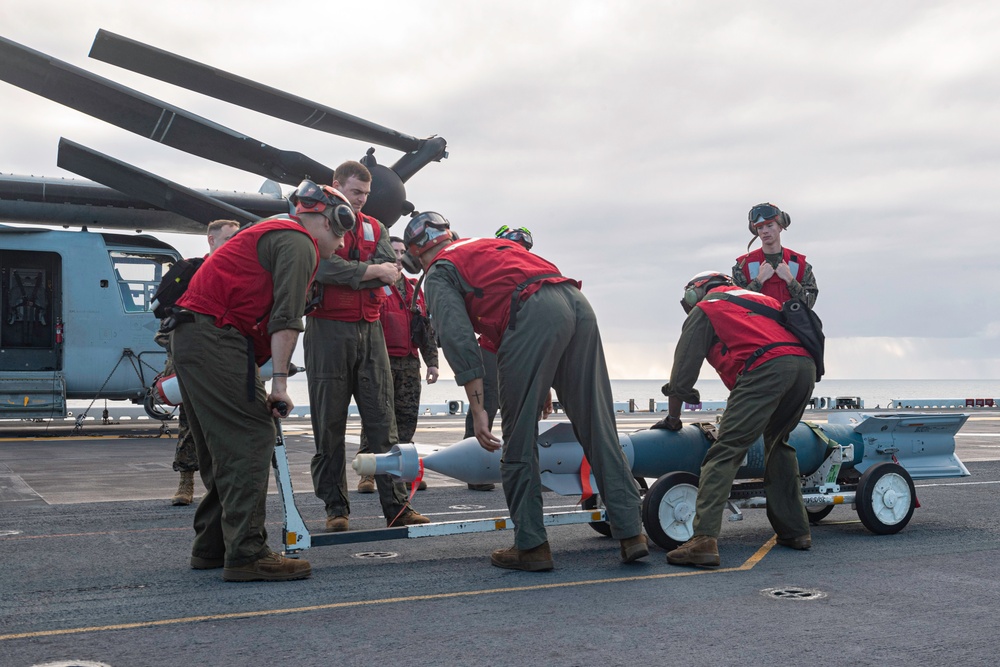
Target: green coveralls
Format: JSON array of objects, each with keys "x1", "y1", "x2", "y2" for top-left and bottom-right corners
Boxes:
[
  {"x1": 427, "y1": 266, "x2": 642, "y2": 550},
  {"x1": 663, "y1": 307, "x2": 815, "y2": 540},
  {"x1": 306, "y1": 221, "x2": 412, "y2": 521},
  {"x1": 171, "y1": 230, "x2": 314, "y2": 567}
]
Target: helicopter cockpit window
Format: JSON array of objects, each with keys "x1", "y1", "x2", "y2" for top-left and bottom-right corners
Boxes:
[{"x1": 108, "y1": 251, "x2": 174, "y2": 313}]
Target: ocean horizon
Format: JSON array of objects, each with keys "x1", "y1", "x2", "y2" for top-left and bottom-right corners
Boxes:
[{"x1": 283, "y1": 376, "x2": 1000, "y2": 412}]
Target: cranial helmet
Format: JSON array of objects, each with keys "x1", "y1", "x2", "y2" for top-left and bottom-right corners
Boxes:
[
  {"x1": 682, "y1": 271, "x2": 733, "y2": 313},
  {"x1": 747, "y1": 202, "x2": 791, "y2": 237},
  {"x1": 404, "y1": 212, "x2": 452, "y2": 256},
  {"x1": 495, "y1": 224, "x2": 533, "y2": 250},
  {"x1": 289, "y1": 180, "x2": 356, "y2": 236},
  {"x1": 401, "y1": 211, "x2": 452, "y2": 273}
]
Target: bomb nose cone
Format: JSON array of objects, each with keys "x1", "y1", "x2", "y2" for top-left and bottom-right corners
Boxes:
[{"x1": 421, "y1": 437, "x2": 502, "y2": 486}]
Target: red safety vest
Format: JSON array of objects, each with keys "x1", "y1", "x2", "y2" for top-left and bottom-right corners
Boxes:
[
  {"x1": 697, "y1": 286, "x2": 811, "y2": 390},
  {"x1": 381, "y1": 277, "x2": 427, "y2": 358},
  {"x1": 429, "y1": 238, "x2": 579, "y2": 350},
  {"x1": 177, "y1": 217, "x2": 318, "y2": 364},
  {"x1": 310, "y1": 212, "x2": 387, "y2": 322},
  {"x1": 735, "y1": 247, "x2": 806, "y2": 304}
]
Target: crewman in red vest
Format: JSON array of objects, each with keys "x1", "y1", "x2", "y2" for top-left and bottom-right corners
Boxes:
[
  {"x1": 659, "y1": 272, "x2": 816, "y2": 568},
  {"x1": 305, "y1": 161, "x2": 429, "y2": 532},
  {"x1": 356, "y1": 235, "x2": 439, "y2": 494},
  {"x1": 170, "y1": 180, "x2": 349, "y2": 582},
  {"x1": 404, "y1": 213, "x2": 648, "y2": 571},
  {"x1": 732, "y1": 202, "x2": 818, "y2": 307},
  {"x1": 462, "y1": 224, "x2": 539, "y2": 492}
]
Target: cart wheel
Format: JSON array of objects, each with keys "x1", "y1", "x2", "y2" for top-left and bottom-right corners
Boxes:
[
  {"x1": 856, "y1": 462, "x2": 916, "y2": 535},
  {"x1": 582, "y1": 477, "x2": 647, "y2": 537},
  {"x1": 806, "y1": 505, "x2": 835, "y2": 524},
  {"x1": 581, "y1": 494, "x2": 612, "y2": 537},
  {"x1": 641, "y1": 472, "x2": 700, "y2": 550}
]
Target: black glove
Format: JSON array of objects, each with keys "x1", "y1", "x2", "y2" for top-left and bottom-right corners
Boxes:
[{"x1": 651, "y1": 415, "x2": 683, "y2": 431}]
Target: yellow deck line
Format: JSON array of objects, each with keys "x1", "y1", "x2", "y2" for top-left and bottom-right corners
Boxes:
[{"x1": 0, "y1": 539, "x2": 776, "y2": 642}]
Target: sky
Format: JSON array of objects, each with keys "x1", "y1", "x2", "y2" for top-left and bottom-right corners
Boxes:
[{"x1": 1, "y1": 0, "x2": 998, "y2": 381}]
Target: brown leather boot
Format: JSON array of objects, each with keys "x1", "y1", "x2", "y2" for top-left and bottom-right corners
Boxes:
[
  {"x1": 222, "y1": 551, "x2": 311, "y2": 582},
  {"x1": 389, "y1": 510, "x2": 431, "y2": 527},
  {"x1": 357, "y1": 475, "x2": 376, "y2": 493},
  {"x1": 171, "y1": 471, "x2": 195, "y2": 506},
  {"x1": 620, "y1": 534, "x2": 650, "y2": 563},
  {"x1": 325, "y1": 515, "x2": 349, "y2": 532},
  {"x1": 468, "y1": 483, "x2": 496, "y2": 491},
  {"x1": 490, "y1": 541, "x2": 554, "y2": 572},
  {"x1": 776, "y1": 534, "x2": 812, "y2": 550},
  {"x1": 666, "y1": 535, "x2": 720, "y2": 567}
]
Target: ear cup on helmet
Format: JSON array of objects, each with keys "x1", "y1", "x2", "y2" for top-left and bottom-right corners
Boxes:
[{"x1": 330, "y1": 204, "x2": 356, "y2": 235}]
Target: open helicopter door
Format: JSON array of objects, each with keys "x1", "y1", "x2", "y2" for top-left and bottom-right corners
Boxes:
[{"x1": 0, "y1": 249, "x2": 65, "y2": 418}]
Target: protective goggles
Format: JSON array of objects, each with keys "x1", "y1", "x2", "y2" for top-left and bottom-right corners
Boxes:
[
  {"x1": 405, "y1": 212, "x2": 451, "y2": 251},
  {"x1": 289, "y1": 181, "x2": 355, "y2": 231},
  {"x1": 495, "y1": 224, "x2": 533, "y2": 250},
  {"x1": 748, "y1": 203, "x2": 781, "y2": 226}
]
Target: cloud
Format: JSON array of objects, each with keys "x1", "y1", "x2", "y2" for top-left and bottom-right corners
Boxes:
[{"x1": 1, "y1": 0, "x2": 998, "y2": 379}]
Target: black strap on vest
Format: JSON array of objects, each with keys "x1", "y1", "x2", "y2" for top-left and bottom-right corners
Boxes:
[
  {"x1": 716, "y1": 294, "x2": 806, "y2": 374},
  {"x1": 507, "y1": 273, "x2": 561, "y2": 331}
]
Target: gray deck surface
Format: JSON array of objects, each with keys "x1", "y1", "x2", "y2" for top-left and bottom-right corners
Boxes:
[{"x1": 1, "y1": 410, "x2": 999, "y2": 666}]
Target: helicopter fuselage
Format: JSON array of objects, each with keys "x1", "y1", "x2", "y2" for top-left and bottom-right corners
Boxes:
[{"x1": 0, "y1": 224, "x2": 179, "y2": 418}]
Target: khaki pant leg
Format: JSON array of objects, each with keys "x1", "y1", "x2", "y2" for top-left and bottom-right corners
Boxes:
[
  {"x1": 305, "y1": 318, "x2": 355, "y2": 517},
  {"x1": 354, "y1": 321, "x2": 410, "y2": 520},
  {"x1": 692, "y1": 358, "x2": 797, "y2": 538},
  {"x1": 496, "y1": 287, "x2": 575, "y2": 549},
  {"x1": 173, "y1": 316, "x2": 273, "y2": 567},
  {"x1": 549, "y1": 286, "x2": 642, "y2": 539},
  {"x1": 762, "y1": 356, "x2": 815, "y2": 539}
]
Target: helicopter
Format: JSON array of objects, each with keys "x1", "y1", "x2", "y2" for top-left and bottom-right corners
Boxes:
[{"x1": 0, "y1": 30, "x2": 447, "y2": 421}]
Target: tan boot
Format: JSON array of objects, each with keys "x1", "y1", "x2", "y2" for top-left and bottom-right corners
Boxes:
[
  {"x1": 490, "y1": 541, "x2": 554, "y2": 572},
  {"x1": 357, "y1": 475, "x2": 376, "y2": 493},
  {"x1": 223, "y1": 551, "x2": 311, "y2": 582},
  {"x1": 389, "y1": 509, "x2": 431, "y2": 527},
  {"x1": 666, "y1": 535, "x2": 720, "y2": 567},
  {"x1": 620, "y1": 533, "x2": 650, "y2": 563},
  {"x1": 326, "y1": 515, "x2": 349, "y2": 532},
  {"x1": 171, "y1": 471, "x2": 195, "y2": 506},
  {"x1": 776, "y1": 534, "x2": 812, "y2": 550}
]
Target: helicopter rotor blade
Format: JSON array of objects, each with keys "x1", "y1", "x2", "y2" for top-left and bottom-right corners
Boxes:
[
  {"x1": 89, "y1": 29, "x2": 429, "y2": 155},
  {"x1": 0, "y1": 35, "x2": 333, "y2": 186},
  {"x1": 57, "y1": 139, "x2": 262, "y2": 226},
  {"x1": 0, "y1": 174, "x2": 290, "y2": 234}
]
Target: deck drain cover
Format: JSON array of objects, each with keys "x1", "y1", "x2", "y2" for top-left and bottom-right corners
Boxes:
[
  {"x1": 353, "y1": 551, "x2": 399, "y2": 560},
  {"x1": 761, "y1": 586, "x2": 827, "y2": 601},
  {"x1": 450, "y1": 504, "x2": 486, "y2": 510}
]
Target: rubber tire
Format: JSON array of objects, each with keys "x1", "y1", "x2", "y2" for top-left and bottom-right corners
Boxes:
[
  {"x1": 806, "y1": 505, "x2": 835, "y2": 524},
  {"x1": 641, "y1": 471, "x2": 700, "y2": 550},
  {"x1": 856, "y1": 462, "x2": 916, "y2": 535},
  {"x1": 582, "y1": 477, "x2": 649, "y2": 537}
]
